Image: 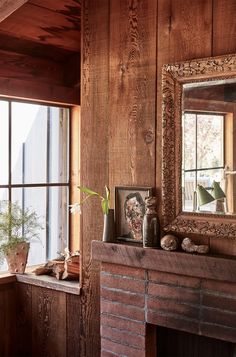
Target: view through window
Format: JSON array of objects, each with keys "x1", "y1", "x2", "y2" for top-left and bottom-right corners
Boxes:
[
  {"x1": 0, "y1": 100, "x2": 70, "y2": 271},
  {"x1": 182, "y1": 112, "x2": 224, "y2": 211}
]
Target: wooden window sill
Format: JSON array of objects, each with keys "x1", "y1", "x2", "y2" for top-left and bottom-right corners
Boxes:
[
  {"x1": 0, "y1": 273, "x2": 16, "y2": 285},
  {"x1": 0, "y1": 268, "x2": 81, "y2": 295}
]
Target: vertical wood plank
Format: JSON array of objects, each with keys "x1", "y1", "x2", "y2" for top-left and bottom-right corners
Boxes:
[
  {"x1": 66, "y1": 294, "x2": 81, "y2": 357},
  {"x1": 157, "y1": 0, "x2": 212, "y2": 65},
  {"x1": 156, "y1": 0, "x2": 213, "y2": 216},
  {"x1": 15, "y1": 283, "x2": 32, "y2": 357},
  {"x1": 210, "y1": 0, "x2": 236, "y2": 255},
  {"x1": 0, "y1": 284, "x2": 16, "y2": 357},
  {"x1": 213, "y1": 0, "x2": 236, "y2": 55},
  {"x1": 109, "y1": 0, "x2": 157, "y2": 189},
  {"x1": 32, "y1": 286, "x2": 67, "y2": 357},
  {"x1": 80, "y1": 0, "x2": 109, "y2": 355}
]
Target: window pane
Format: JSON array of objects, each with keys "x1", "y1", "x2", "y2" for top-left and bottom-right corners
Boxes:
[
  {"x1": 12, "y1": 186, "x2": 68, "y2": 265},
  {"x1": 12, "y1": 187, "x2": 47, "y2": 265},
  {"x1": 197, "y1": 169, "x2": 225, "y2": 212},
  {"x1": 0, "y1": 101, "x2": 9, "y2": 184},
  {"x1": 197, "y1": 169, "x2": 224, "y2": 189},
  {"x1": 183, "y1": 113, "x2": 196, "y2": 170},
  {"x1": 11, "y1": 103, "x2": 69, "y2": 184},
  {"x1": 48, "y1": 107, "x2": 69, "y2": 183},
  {"x1": 0, "y1": 188, "x2": 8, "y2": 201},
  {"x1": 11, "y1": 102, "x2": 47, "y2": 184},
  {"x1": 197, "y1": 114, "x2": 224, "y2": 169},
  {"x1": 47, "y1": 186, "x2": 69, "y2": 260},
  {"x1": 182, "y1": 171, "x2": 196, "y2": 212}
]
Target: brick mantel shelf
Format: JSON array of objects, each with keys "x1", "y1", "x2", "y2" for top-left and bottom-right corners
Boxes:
[{"x1": 92, "y1": 241, "x2": 236, "y2": 357}]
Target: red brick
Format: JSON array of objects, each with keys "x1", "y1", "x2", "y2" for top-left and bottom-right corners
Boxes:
[
  {"x1": 101, "y1": 274, "x2": 145, "y2": 294},
  {"x1": 101, "y1": 338, "x2": 145, "y2": 357},
  {"x1": 200, "y1": 323, "x2": 236, "y2": 343},
  {"x1": 148, "y1": 283, "x2": 200, "y2": 304},
  {"x1": 101, "y1": 325, "x2": 145, "y2": 349},
  {"x1": 201, "y1": 307, "x2": 236, "y2": 329},
  {"x1": 102, "y1": 263, "x2": 145, "y2": 279},
  {"x1": 101, "y1": 300, "x2": 145, "y2": 322},
  {"x1": 101, "y1": 350, "x2": 118, "y2": 357},
  {"x1": 148, "y1": 270, "x2": 200, "y2": 289},
  {"x1": 202, "y1": 293, "x2": 236, "y2": 312},
  {"x1": 101, "y1": 287, "x2": 145, "y2": 308},
  {"x1": 147, "y1": 310, "x2": 199, "y2": 335},
  {"x1": 147, "y1": 296, "x2": 199, "y2": 320},
  {"x1": 201, "y1": 279, "x2": 236, "y2": 296},
  {"x1": 101, "y1": 314, "x2": 146, "y2": 335}
]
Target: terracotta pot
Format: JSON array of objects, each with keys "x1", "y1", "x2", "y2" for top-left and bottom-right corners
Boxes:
[{"x1": 5, "y1": 242, "x2": 30, "y2": 274}]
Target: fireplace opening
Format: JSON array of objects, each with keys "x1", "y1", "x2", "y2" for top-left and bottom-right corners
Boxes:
[{"x1": 156, "y1": 326, "x2": 235, "y2": 357}]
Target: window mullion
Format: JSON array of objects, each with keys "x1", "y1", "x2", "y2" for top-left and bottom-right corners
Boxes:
[
  {"x1": 46, "y1": 107, "x2": 51, "y2": 260},
  {"x1": 8, "y1": 101, "x2": 12, "y2": 202}
]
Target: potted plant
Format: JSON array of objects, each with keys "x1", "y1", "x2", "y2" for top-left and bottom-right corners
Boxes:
[{"x1": 0, "y1": 200, "x2": 43, "y2": 274}]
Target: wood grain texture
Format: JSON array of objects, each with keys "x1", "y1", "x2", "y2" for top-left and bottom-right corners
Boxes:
[
  {"x1": 156, "y1": 0, "x2": 213, "y2": 215},
  {"x1": 30, "y1": 0, "x2": 81, "y2": 13},
  {"x1": 213, "y1": 0, "x2": 236, "y2": 55},
  {"x1": 0, "y1": 0, "x2": 28, "y2": 23},
  {"x1": 31, "y1": 286, "x2": 67, "y2": 357},
  {"x1": 92, "y1": 241, "x2": 236, "y2": 283},
  {"x1": 66, "y1": 293, "x2": 81, "y2": 357},
  {"x1": 0, "y1": 283, "x2": 16, "y2": 357},
  {"x1": 15, "y1": 283, "x2": 32, "y2": 357},
  {"x1": 157, "y1": 0, "x2": 212, "y2": 65},
  {"x1": 109, "y1": 0, "x2": 157, "y2": 189},
  {"x1": 0, "y1": 49, "x2": 64, "y2": 85},
  {"x1": 0, "y1": 33, "x2": 76, "y2": 62},
  {"x1": 210, "y1": 0, "x2": 236, "y2": 255},
  {"x1": 0, "y1": 274, "x2": 16, "y2": 284},
  {"x1": 80, "y1": 0, "x2": 109, "y2": 356},
  {"x1": 84, "y1": 0, "x2": 236, "y2": 354},
  {"x1": 0, "y1": 76, "x2": 79, "y2": 105},
  {"x1": 0, "y1": 3, "x2": 80, "y2": 52}
]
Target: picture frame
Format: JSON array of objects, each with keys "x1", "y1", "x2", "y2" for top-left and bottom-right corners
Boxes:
[{"x1": 115, "y1": 186, "x2": 154, "y2": 243}]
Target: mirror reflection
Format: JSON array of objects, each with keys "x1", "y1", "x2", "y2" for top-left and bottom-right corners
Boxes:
[{"x1": 182, "y1": 79, "x2": 236, "y2": 215}]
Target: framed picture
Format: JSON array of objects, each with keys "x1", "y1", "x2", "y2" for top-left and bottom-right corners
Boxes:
[{"x1": 115, "y1": 186, "x2": 154, "y2": 243}]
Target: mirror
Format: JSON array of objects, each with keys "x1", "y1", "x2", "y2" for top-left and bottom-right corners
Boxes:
[
  {"x1": 162, "y1": 53, "x2": 236, "y2": 238},
  {"x1": 182, "y1": 79, "x2": 236, "y2": 215}
]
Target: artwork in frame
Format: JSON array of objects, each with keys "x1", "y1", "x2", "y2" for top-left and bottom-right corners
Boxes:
[{"x1": 115, "y1": 186, "x2": 154, "y2": 243}]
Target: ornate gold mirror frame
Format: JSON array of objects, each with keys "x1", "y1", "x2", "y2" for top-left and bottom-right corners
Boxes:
[{"x1": 162, "y1": 53, "x2": 236, "y2": 239}]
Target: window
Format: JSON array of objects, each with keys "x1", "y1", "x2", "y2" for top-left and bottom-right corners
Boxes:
[
  {"x1": 0, "y1": 99, "x2": 70, "y2": 271},
  {"x1": 182, "y1": 112, "x2": 225, "y2": 211}
]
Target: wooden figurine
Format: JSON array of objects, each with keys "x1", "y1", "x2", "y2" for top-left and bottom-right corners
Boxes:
[{"x1": 143, "y1": 196, "x2": 160, "y2": 248}]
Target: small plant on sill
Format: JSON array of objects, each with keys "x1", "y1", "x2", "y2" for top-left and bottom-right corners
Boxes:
[
  {"x1": 0, "y1": 200, "x2": 43, "y2": 273},
  {"x1": 69, "y1": 185, "x2": 110, "y2": 215}
]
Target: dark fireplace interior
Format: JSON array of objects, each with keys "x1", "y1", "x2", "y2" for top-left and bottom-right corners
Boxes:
[{"x1": 156, "y1": 326, "x2": 235, "y2": 357}]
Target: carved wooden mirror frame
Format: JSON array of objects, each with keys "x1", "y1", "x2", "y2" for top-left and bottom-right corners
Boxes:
[{"x1": 162, "y1": 53, "x2": 236, "y2": 239}]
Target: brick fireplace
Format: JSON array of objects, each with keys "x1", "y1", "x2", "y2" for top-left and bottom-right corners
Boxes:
[{"x1": 92, "y1": 241, "x2": 236, "y2": 357}]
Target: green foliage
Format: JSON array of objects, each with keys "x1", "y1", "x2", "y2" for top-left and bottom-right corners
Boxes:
[
  {"x1": 0, "y1": 200, "x2": 43, "y2": 264},
  {"x1": 77, "y1": 185, "x2": 110, "y2": 215}
]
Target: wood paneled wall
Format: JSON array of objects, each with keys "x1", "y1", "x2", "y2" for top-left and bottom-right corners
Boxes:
[
  {"x1": 0, "y1": 283, "x2": 16, "y2": 356},
  {"x1": 15, "y1": 283, "x2": 80, "y2": 357},
  {"x1": 81, "y1": 0, "x2": 236, "y2": 355},
  {"x1": 0, "y1": 281, "x2": 81, "y2": 357},
  {"x1": 0, "y1": 1, "x2": 235, "y2": 356}
]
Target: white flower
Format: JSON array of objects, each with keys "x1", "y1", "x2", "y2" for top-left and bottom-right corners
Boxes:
[{"x1": 69, "y1": 203, "x2": 81, "y2": 214}]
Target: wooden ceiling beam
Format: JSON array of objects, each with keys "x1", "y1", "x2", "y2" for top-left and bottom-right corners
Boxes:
[{"x1": 0, "y1": 0, "x2": 29, "y2": 23}]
